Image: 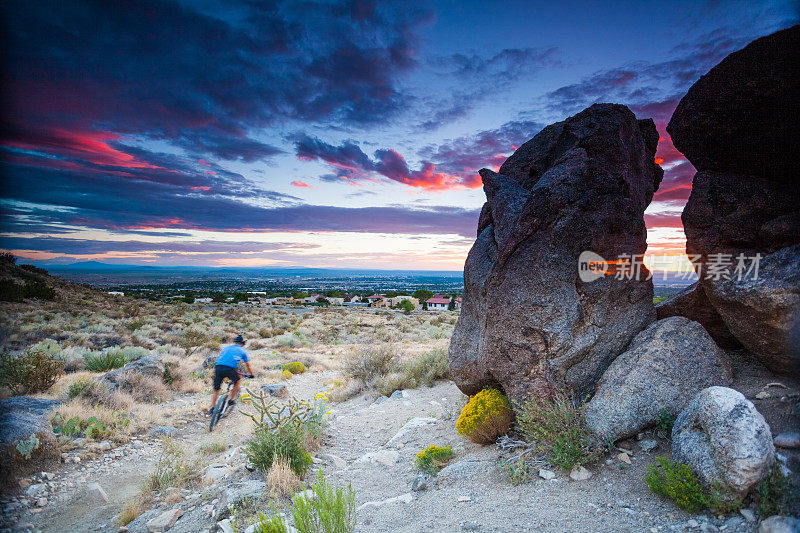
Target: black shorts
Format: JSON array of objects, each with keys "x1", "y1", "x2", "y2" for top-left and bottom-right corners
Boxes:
[{"x1": 213, "y1": 365, "x2": 240, "y2": 391}]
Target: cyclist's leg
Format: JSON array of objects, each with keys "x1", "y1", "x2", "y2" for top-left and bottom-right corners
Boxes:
[
  {"x1": 209, "y1": 365, "x2": 225, "y2": 411},
  {"x1": 229, "y1": 377, "x2": 242, "y2": 402}
]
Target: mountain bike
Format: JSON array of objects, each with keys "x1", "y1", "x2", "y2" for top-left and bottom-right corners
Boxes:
[{"x1": 209, "y1": 372, "x2": 252, "y2": 432}]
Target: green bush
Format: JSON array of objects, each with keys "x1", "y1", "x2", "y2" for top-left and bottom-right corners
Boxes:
[
  {"x1": 68, "y1": 377, "x2": 108, "y2": 401},
  {"x1": 84, "y1": 346, "x2": 146, "y2": 372},
  {"x1": 645, "y1": 457, "x2": 706, "y2": 512},
  {"x1": 414, "y1": 445, "x2": 455, "y2": 475},
  {"x1": 282, "y1": 362, "x2": 307, "y2": 375},
  {"x1": 345, "y1": 345, "x2": 397, "y2": 383},
  {"x1": 245, "y1": 423, "x2": 312, "y2": 477},
  {"x1": 256, "y1": 509, "x2": 289, "y2": 533},
  {"x1": 654, "y1": 409, "x2": 676, "y2": 434},
  {"x1": 402, "y1": 349, "x2": 449, "y2": 387},
  {"x1": 0, "y1": 282, "x2": 24, "y2": 302},
  {"x1": 0, "y1": 348, "x2": 64, "y2": 394},
  {"x1": 501, "y1": 457, "x2": 535, "y2": 485},
  {"x1": 754, "y1": 463, "x2": 799, "y2": 517},
  {"x1": 15, "y1": 435, "x2": 40, "y2": 460},
  {"x1": 515, "y1": 389, "x2": 597, "y2": 470},
  {"x1": 145, "y1": 437, "x2": 198, "y2": 491},
  {"x1": 23, "y1": 280, "x2": 56, "y2": 300},
  {"x1": 292, "y1": 469, "x2": 356, "y2": 533}
]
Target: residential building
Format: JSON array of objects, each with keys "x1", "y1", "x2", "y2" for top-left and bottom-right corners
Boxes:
[{"x1": 426, "y1": 295, "x2": 450, "y2": 311}]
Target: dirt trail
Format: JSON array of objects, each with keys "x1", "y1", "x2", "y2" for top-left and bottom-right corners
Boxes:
[{"x1": 7, "y1": 362, "x2": 797, "y2": 533}]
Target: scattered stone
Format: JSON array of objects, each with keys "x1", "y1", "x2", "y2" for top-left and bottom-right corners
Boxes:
[
  {"x1": 672, "y1": 387, "x2": 775, "y2": 500},
  {"x1": 724, "y1": 516, "x2": 745, "y2": 530},
  {"x1": 758, "y1": 515, "x2": 800, "y2": 533},
  {"x1": 384, "y1": 417, "x2": 437, "y2": 447},
  {"x1": 639, "y1": 440, "x2": 658, "y2": 453},
  {"x1": 585, "y1": 317, "x2": 732, "y2": 440},
  {"x1": 756, "y1": 391, "x2": 771, "y2": 400},
  {"x1": 437, "y1": 460, "x2": 494, "y2": 487},
  {"x1": 457, "y1": 495, "x2": 472, "y2": 502},
  {"x1": 261, "y1": 383, "x2": 288, "y2": 398},
  {"x1": 216, "y1": 519, "x2": 234, "y2": 533},
  {"x1": 569, "y1": 466, "x2": 592, "y2": 481},
  {"x1": 150, "y1": 426, "x2": 179, "y2": 437},
  {"x1": 85, "y1": 482, "x2": 109, "y2": 503},
  {"x1": 740, "y1": 509, "x2": 756, "y2": 523},
  {"x1": 450, "y1": 103, "x2": 662, "y2": 402},
  {"x1": 411, "y1": 474, "x2": 429, "y2": 492},
  {"x1": 357, "y1": 493, "x2": 413, "y2": 511},
  {"x1": 538, "y1": 469, "x2": 556, "y2": 480},
  {"x1": 354, "y1": 450, "x2": 400, "y2": 466},
  {"x1": 41, "y1": 472, "x2": 54, "y2": 480},
  {"x1": 773, "y1": 432, "x2": 800, "y2": 449},
  {"x1": 101, "y1": 355, "x2": 165, "y2": 389},
  {"x1": 688, "y1": 519, "x2": 699, "y2": 528},
  {"x1": 203, "y1": 465, "x2": 233, "y2": 485},
  {"x1": 389, "y1": 390, "x2": 403, "y2": 400},
  {"x1": 35, "y1": 497, "x2": 47, "y2": 507},
  {"x1": 146, "y1": 508, "x2": 183, "y2": 532},
  {"x1": 700, "y1": 523, "x2": 719, "y2": 533},
  {"x1": 25, "y1": 484, "x2": 46, "y2": 498},
  {"x1": 318, "y1": 453, "x2": 347, "y2": 470},
  {"x1": 617, "y1": 452, "x2": 632, "y2": 465},
  {"x1": 373, "y1": 396, "x2": 389, "y2": 405}
]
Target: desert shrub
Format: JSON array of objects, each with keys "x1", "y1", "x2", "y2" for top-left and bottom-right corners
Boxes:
[
  {"x1": 60, "y1": 346, "x2": 87, "y2": 372},
  {"x1": 456, "y1": 388, "x2": 513, "y2": 444},
  {"x1": 291, "y1": 469, "x2": 356, "y2": 533},
  {"x1": 282, "y1": 362, "x2": 307, "y2": 375},
  {"x1": 282, "y1": 370, "x2": 293, "y2": 380},
  {"x1": 402, "y1": 349, "x2": 449, "y2": 387},
  {"x1": 179, "y1": 328, "x2": 207, "y2": 355},
  {"x1": 22, "y1": 280, "x2": 56, "y2": 300},
  {"x1": 84, "y1": 350, "x2": 128, "y2": 372},
  {"x1": 654, "y1": 409, "x2": 676, "y2": 434},
  {"x1": 245, "y1": 423, "x2": 312, "y2": 477},
  {"x1": 144, "y1": 437, "x2": 198, "y2": 492},
  {"x1": 0, "y1": 281, "x2": 24, "y2": 302},
  {"x1": 501, "y1": 457, "x2": 536, "y2": 485},
  {"x1": 645, "y1": 457, "x2": 706, "y2": 512},
  {"x1": 345, "y1": 345, "x2": 397, "y2": 383},
  {"x1": 754, "y1": 463, "x2": 799, "y2": 517},
  {"x1": 113, "y1": 371, "x2": 170, "y2": 403},
  {"x1": 15, "y1": 435, "x2": 40, "y2": 460},
  {"x1": 375, "y1": 372, "x2": 408, "y2": 397},
  {"x1": 52, "y1": 411, "x2": 131, "y2": 440},
  {"x1": 256, "y1": 509, "x2": 289, "y2": 533},
  {"x1": 515, "y1": 389, "x2": 597, "y2": 470},
  {"x1": 0, "y1": 347, "x2": 64, "y2": 394},
  {"x1": 125, "y1": 318, "x2": 147, "y2": 332},
  {"x1": 68, "y1": 377, "x2": 108, "y2": 402},
  {"x1": 415, "y1": 445, "x2": 455, "y2": 475},
  {"x1": 267, "y1": 456, "x2": 303, "y2": 499},
  {"x1": 199, "y1": 441, "x2": 227, "y2": 455}
]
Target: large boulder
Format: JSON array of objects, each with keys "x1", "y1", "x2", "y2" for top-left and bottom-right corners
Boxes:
[
  {"x1": 449, "y1": 103, "x2": 663, "y2": 402},
  {"x1": 585, "y1": 317, "x2": 732, "y2": 440},
  {"x1": 703, "y1": 245, "x2": 800, "y2": 374},
  {"x1": 101, "y1": 355, "x2": 164, "y2": 388},
  {"x1": 667, "y1": 27, "x2": 800, "y2": 375},
  {"x1": 655, "y1": 283, "x2": 741, "y2": 349},
  {"x1": 667, "y1": 25, "x2": 799, "y2": 184},
  {"x1": 0, "y1": 397, "x2": 60, "y2": 488},
  {"x1": 672, "y1": 386, "x2": 774, "y2": 501}
]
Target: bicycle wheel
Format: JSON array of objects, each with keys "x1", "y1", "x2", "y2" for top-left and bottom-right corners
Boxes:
[{"x1": 209, "y1": 395, "x2": 228, "y2": 432}]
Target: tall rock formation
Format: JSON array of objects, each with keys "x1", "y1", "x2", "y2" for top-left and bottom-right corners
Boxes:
[
  {"x1": 450, "y1": 103, "x2": 663, "y2": 403},
  {"x1": 666, "y1": 25, "x2": 800, "y2": 374}
]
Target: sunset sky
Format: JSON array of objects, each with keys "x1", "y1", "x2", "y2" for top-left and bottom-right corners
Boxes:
[{"x1": 1, "y1": 0, "x2": 797, "y2": 270}]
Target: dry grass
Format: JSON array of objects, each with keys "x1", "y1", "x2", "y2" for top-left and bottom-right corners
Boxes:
[
  {"x1": 267, "y1": 457, "x2": 303, "y2": 499},
  {"x1": 118, "y1": 493, "x2": 151, "y2": 526},
  {"x1": 113, "y1": 371, "x2": 170, "y2": 403},
  {"x1": 52, "y1": 396, "x2": 166, "y2": 437}
]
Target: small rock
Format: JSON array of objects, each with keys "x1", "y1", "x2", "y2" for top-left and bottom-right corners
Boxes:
[
  {"x1": 724, "y1": 516, "x2": 745, "y2": 530},
  {"x1": 700, "y1": 524, "x2": 719, "y2": 533},
  {"x1": 569, "y1": 466, "x2": 592, "y2": 481},
  {"x1": 373, "y1": 396, "x2": 389, "y2": 405},
  {"x1": 216, "y1": 519, "x2": 234, "y2": 533},
  {"x1": 389, "y1": 390, "x2": 403, "y2": 399},
  {"x1": 357, "y1": 493, "x2": 413, "y2": 510},
  {"x1": 85, "y1": 482, "x2": 110, "y2": 503},
  {"x1": 458, "y1": 495, "x2": 472, "y2": 502},
  {"x1": 538, "y1": 469, "x2": 556, "y2": 480},
  {"x1": 411, "y1": 475, "x2": 429, "y2": 492},
  {"x1": 758, "y1": 515, "x2": 800, "y2": 533},
  {"x1": 354, "y1": 450, "x2": 400, "y2": 466},
  {"x1": 41, "y1": 472, "x2": 55, "y2": 481},
  {"x1": 639, "y1": 439, "x2": 658, "y2": 453},
  {"x1": 25, "y1": 484, "x2": 46, "y2": 498},
  {"x1": 617, "y1": 452, "x2": 632, "y2": 464},
  {"x1": 146, "y1": 508, "x2": 183, "y2": 532},
  {"x1": 203, "y1": 465, "x2": 232, "y2": 485},
  {"x1": 151, "y1": 426, "x2": 179, "y2": 437},
  {"x1": 688, "y1": 519, "x2": 699, "y2": 528},
  {"x1": 741, "y1": 509, "x2": 756, "y2": 522},
  {"x1": 19, "y1": 478, "x2": 31, "y2": 489},
  {"x1": 755, "y1": 391, "x2": 771, "y2": 400},
  {"x1": 773, "y1": 432, "x2": 800, "y2": 449},
  {"x1": 260, "y1": 383, "x2": 288, "y2": 398},
  {"x1": 36, "y1": 498, "x2": 47, "y2": 507}
]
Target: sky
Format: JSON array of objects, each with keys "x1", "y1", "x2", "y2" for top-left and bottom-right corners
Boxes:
[{"x1": 0, "y1": 0, "x2": 797, "y2": 270}]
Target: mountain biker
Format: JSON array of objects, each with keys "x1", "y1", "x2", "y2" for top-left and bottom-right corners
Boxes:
[{"x1": 207, "y1": 334, "x2": 254, "y2": 415}]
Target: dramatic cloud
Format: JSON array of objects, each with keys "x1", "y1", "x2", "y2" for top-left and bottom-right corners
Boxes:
[{"x1": 295, "y1": 135, "x2": 477, "y2": 190}]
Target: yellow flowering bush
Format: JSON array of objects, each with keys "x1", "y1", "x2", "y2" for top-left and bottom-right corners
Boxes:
[
  {"x1": 456, "y1": 388, "x2": 512, "y2": 444},
  {"x1": 645, "y1": 457, "x2": 706, "y2": 512},
  {"x1": 415, "y1": 445, "x2": 455, "y2": 475},
  {"x1": 281, "y1": 370, "x2": 293, "y2": 380},
  {"x1": 282, "y1": 362, "x2": 307, "y2": 374}
]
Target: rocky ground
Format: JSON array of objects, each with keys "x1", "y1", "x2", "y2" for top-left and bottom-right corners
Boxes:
[{"x1": 2, "y1": 356, "x2": 797, "y2": 533}]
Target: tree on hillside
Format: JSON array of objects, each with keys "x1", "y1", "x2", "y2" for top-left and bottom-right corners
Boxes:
[
  {"x1": 398, "y1": 299, "x2": 415, "y2": 314},
  {"x1": 232, "y1": 292, "x2": 249, "y2": 303},
  {"x1": 183, "y1": 291, "x2": 195, "y2": 304},
  {"x1": 294, "y1": 291, "x2": 309, "y2": 299},
  {"x1": 212, "y1": 292, "x2": 227, "y2": 303},
  {"x1": 413, "y1": 289, "x2": 433, "y2": 302},
  {"x1": 317, "y1": 297, "x2": 331, "y2": 307},
  {"x1": 448, "y1": 296, "x2": 456, "y2": 311}
]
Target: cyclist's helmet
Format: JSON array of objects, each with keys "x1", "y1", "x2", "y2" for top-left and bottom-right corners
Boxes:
[{"x1": 234, "y1": 334, "x2": 245, "y2": 344}]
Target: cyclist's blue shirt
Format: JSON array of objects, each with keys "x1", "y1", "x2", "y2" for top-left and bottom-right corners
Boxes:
[{"x1": 215, "y1": 344, "x2": 249, "y2": 368}]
